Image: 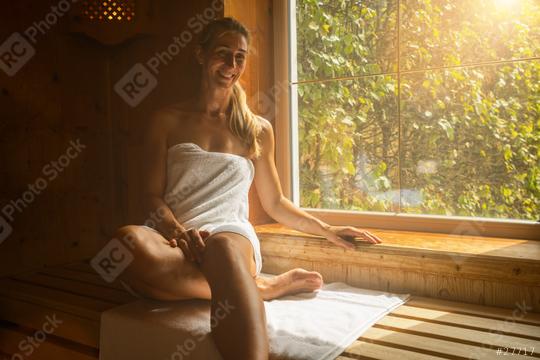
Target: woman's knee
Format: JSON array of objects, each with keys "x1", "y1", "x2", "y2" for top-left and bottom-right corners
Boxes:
[
  {"x1": 111, "y1": 225, "x2": 160, "y2": 273},
  {"x1": 113, "y1": 225, "x2": 150, "y2": 254},
  {"x1": 204, "y1": 233, "x2": 254, "y2": 273}
]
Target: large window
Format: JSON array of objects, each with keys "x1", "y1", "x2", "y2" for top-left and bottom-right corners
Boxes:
[{"x1": 288, "y1": 0, "x2": 540, "y2": 225}]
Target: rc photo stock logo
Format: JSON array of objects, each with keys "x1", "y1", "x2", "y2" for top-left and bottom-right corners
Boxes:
[
  {"x1": 0, "y1": 0, "x2": 78, "y2": 76},
  {"x1": 0, "y1": 138, "x2": 86, "y2": 246},
  {"x1": 114, "y1": 0, "x2": 223, "y2": 107},
  {"x1": 0, "y1": 215, "x2": 13, "y2": 245},
  {"x1": 91, "y1": 237, "x2": 135, "y2": 283}
]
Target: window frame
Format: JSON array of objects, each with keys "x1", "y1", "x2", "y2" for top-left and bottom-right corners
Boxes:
[{"x1": 272, "y1": 0, "x2": 539, "y2": 240}]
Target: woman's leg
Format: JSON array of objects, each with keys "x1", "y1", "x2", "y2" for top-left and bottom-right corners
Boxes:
[
  {"x1": 113, "y1": 225, "x2": 212, "y2": 300},
  {"x1": 113, "y1": 225, "x2": 323, "y2": 301},
  {"x1": 110, "y1": 225, "x2": 322, "y2": 359},
  {"x1": 199, "y1": 232, "x2": 268, "y2": 360},
  {"x1": 112, "y1": 226, "x2": 267, "y2": 359}
]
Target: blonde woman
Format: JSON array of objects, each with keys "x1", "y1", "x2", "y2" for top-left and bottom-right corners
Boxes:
[{"x1": 114, "y1": 17, "x2": 382, "y2": 360}]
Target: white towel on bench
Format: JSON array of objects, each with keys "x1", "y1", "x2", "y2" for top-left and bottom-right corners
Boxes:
[{"x1": 99, "y1": 277, "x2": 409, "y2": 360}]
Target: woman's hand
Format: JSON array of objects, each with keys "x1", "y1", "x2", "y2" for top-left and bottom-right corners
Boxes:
[
  {"x1": 168, "y1": 227, "x2": 210, "y2": 265},
  {"x1": 322, "y1": 225, "x2": 382, "y2": 250}
]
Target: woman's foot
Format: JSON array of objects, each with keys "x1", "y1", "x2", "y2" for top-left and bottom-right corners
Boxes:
[{"x1": 255, "y1": 268, "x2": 323, "y2": 300}]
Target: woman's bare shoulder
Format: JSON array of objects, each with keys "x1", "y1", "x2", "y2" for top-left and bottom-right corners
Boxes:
[
  {"x1": 254, "y1": 115, "x2": 275, "y2": 158},
  {"x1": 150, "y1": 101, "x2": 192, "y2": 130},
  {"x1": 256, "y1": 116, "x2": 274, "y2": 141}
]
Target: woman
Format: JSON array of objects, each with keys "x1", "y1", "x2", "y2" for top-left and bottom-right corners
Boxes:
[{"x1": 114, "y1": 17, "x2": 382, "y2": 360}]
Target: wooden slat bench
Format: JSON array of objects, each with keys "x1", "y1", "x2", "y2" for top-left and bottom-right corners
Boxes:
[{"x1": 1, "y1": 260, "x2": 539, "y2": 360}]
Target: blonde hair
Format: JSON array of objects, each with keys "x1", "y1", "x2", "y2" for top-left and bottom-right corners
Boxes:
[{"x1": 198, "y1": 17, "x2": 262, "y2": 159}]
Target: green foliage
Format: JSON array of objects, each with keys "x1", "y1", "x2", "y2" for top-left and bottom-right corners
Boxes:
[{"x1": 296, "y1": 0, "x2": 540, "y2": 220}]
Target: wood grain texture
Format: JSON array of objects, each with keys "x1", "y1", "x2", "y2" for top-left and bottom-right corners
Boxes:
[
  {"x1": 256, "y1": 224, "x2": 540, "y2": 311},
  {"x1": 1, "y1": 260, "x2": 539, "y2": 359}
]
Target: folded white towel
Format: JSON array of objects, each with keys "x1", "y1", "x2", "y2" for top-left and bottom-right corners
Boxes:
[
  {"x1": 99, "y1": 276, "x2": 409, "y2": 360},
  {"x1": 264, "y1": 281, "x2": 410, "y2": 360}
]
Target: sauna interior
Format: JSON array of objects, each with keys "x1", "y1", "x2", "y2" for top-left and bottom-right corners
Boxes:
[{"x1": 1, "y1": 0, "x2": 539, "y2": 359}]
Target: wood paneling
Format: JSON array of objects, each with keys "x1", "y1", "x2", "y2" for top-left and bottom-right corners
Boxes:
[
  {"x1": 0, "y1": 2, "x2": 115, "y2": 277},
  {"x1": 256, "y1": 224, "x2": 540, "y2": 312},
  {"x1": 2, "y1": 1, "x2": 276, "y2": 277}
]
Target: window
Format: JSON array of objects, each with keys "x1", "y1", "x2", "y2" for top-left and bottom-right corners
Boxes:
[{"x1": 275, "y1": 0, "x2": 540, "y2": 238}]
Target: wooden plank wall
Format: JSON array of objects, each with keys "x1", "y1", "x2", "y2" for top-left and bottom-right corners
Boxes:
[
  {"x1": 0, "y1": 2, "x2": 116, "y2": 277},
  {"x1": 1, "y1": 0, "x2": 275, "y2": 277}
]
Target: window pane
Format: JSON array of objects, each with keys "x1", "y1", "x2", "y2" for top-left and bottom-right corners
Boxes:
[
  {"x1": 401, "y1": 0, "x2": 540, "y2": 71},
  {"x1": 293, "y1": 0, "x2": 540, "y2": 222},
  {"x1": 297, "y1": 77, "x2": 399, "y2": 211},
  {"x1": 401, "y1": 61, "x2": 540, "y2": 220},
  {"x1": 296, "y1": 0, "x2": 397, "y2": 81}
]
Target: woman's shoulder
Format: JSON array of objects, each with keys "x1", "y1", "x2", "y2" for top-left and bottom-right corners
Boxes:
[
  {"x1": 253, "y1": 115, "x2": 275, "y2": 158},
  {"x1": 153, "y1": 101, "x2": 191, "y2": 119},
  {"x1": 254, "y1": 114, "x2": 272, "y2": 131},
  {"x1": 149, "y1": 101, "x2": 193, "y2": 129},
  {"x1": 255, "y1": 115, "x2": 273, "y2": 138}
]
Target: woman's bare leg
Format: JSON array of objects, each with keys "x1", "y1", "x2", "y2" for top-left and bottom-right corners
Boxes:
[
  {"x1": 111, "y1": 225, "x2": 323, "y2": 359},
  {"x1": 199, "y1": 232, "x2": 268, "y2": 359},
  {"x1": 113, "y1": 225, "x2": 213, "y2": 300},
  {"x1": 113, "y1": 225, "x2": 322, "y2": 301}
]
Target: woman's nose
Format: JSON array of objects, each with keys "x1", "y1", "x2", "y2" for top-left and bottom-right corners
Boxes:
[{"x1": 225, "y1": 54, "x2": 236, "y2": 68}]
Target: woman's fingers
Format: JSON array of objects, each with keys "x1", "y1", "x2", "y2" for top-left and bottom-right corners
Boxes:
[
  {"x1": 345, "y1": 227, "x2": 382, "y2": 244},
  {"x1": 329, "y1": 234, "x2": 355, "y2": 250},
  {"x1": 168, "y1": 227, "x2": 210, "y2": 264},
  {"x1": 365, "y1": 231, "x2": 382, "y2": 244},
  {"x1": 187, "y1": 228, "x2": 206, "y2": 264},
  {"x1": 177, "y1": 239, "x2": 196, "y2": 262},
  {"x1": 356, "y1": 229, "x2": 382, "y2": 244}
]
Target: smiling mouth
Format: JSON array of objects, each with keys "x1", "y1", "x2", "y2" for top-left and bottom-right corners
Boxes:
[{"x1": 218, "y1": 71, "x2": 236, "y2": 79}]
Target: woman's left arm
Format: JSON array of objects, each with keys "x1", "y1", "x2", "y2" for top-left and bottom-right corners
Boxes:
[{"x1": 253, "y1": 118, "x2": 382, "y2": 250}]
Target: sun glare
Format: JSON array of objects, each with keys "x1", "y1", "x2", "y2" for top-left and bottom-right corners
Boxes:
[{"x1": 493, "y1": 0, "x2": 520, "y2": 10}]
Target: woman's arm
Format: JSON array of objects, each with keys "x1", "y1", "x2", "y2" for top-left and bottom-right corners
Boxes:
[
  {"x1": 141, "y1": 109, "x2": 185, "y2": 239},
  {"x1": 253, "y1": 118, "x2": 382, "y2": 249},
  {"x1": 141, "y1": 109, "x2": 209, "y2": 263}
]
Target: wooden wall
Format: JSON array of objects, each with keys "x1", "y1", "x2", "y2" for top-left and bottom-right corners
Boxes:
[
  {"x1": 0, "y1": 0, "x2": 275, "y2": 277},
  {"x1": 0, "y1": 2, "x2": 115, "y2": 276}
]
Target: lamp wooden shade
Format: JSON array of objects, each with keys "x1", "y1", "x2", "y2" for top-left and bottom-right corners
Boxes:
[{"x1": 68, "y1": 0, "x2": 155, "y2": 45}]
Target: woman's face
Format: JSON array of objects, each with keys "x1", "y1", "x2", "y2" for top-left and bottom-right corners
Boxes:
[{"x1": 199, "y1": 30, "x2": 248, "y2": 88}]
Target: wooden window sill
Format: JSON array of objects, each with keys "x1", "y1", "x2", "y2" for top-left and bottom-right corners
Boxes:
[{"x1": 254, "y1": 223, "x2": 540, "y2": 311}]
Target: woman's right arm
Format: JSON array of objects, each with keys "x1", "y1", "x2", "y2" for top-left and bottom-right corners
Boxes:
[
  {"x1": 141, "y1": 109, "x2": 208, "y2": 264},
  {"x1": 141, "y1": 109, "x2": 184, "y2": 240}
]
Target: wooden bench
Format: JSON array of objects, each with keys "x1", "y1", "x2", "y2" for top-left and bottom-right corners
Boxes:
[{"x1": 1, "y1": 228, "x2": 539, "y2": 359}]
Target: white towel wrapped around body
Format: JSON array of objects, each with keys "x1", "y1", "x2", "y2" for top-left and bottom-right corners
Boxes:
[{"x1": 162, "y1": 142, "x2": 262, "y2": 274}]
